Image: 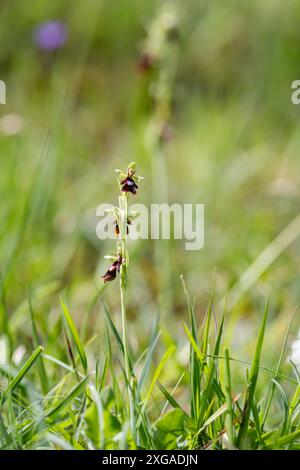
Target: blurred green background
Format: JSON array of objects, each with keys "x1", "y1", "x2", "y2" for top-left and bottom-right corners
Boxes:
[{"x1": 1, "y1": 0, "x2": 300, "y2": 371}]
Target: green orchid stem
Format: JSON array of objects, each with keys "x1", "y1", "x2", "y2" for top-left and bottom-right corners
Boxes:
[
  {"x1": 118, "y1": 193, "x2": 137, "y2": 443},
  {"x1": 119, "y1": 194, "x2": 129, "y2": 379}
]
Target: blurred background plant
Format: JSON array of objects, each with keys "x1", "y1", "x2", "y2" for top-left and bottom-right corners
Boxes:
[{"x1": 0, "y1": 0, "x2": 300, "y2": 450}]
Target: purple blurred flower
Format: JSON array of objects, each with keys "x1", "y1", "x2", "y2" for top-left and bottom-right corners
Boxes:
[{"x1": 34, "y1": 21, "x2": 68, "y2": 51}]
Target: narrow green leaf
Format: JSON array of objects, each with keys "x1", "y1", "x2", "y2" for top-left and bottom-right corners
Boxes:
[
  {"x1": 138, "y1": 331, "x2": 161, "y2": 394},
  {"x1": 288, "y1": 384, "x2": 300, "y2": 424},
  {"x1": 141, "y1": 345, "x2": 175, "y2": 415},
  {"x1": 60, "y1": 299, "x2": 87, "y2": 373},
  {"x1": 28, "y1": 294, "x2": 49, "y2": 393},
  {"x1": 44, "y1": 376, "x2": 89, "y2": 420},
  {"x1": 1, "y1": 346, "x2": 44, "y2": 407},
  {"x1": 194, "y1": 393, "x2": 241, "y2": 439},
  {"x1": 271, "y1": 379, "x2": 289, "y2": 437},
  {"x1": 224, "y1": 347, "x2": 235, "y2": 448},
  {"x1": 251, "y1": 399, "x2": 263, "y2": 445},
  {"x1": 98, "y1": 355, "x2": 108, "y2": 392},
  {"x1": 201, "y1": 299, "x2": 213, "y2": 356},
  {"x1": 262, "y1": 308, "x2": 297, "y2": 427},
  {"x1": 237, "y1": 301, "x2": 269, "y2": 449},
  {"x1": 181, "y1": 275, "x2": 201, "y2": 421},
  {"x1": 182, "y1": 322, "x2": 204, "y2": 364},
  {"x1": 88, "y1": 384, "x2": 105, "y2": 449},
  {"x1": 101, "y1": 298, "x2": 124, "y2": 352},
  {"x1": 157, "y1": 382, "x2": 187, "y2": 415},
  {"x1": 272, "y1": 429, "x2": 300, "y2": 448},
  {"x1": 199, "y1": 314, "x2": 225, "y2": 424}
]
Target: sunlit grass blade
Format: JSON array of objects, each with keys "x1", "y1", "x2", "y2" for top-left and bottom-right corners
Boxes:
[
  {"x1": 99, "y1": 296, "x2": 124, "y2": 352},
  {"x1": 268, "y1": 429, "x2": 300, "y2": 449},
  {"x1": 87, "y1": 384, "x2": 105, "y2": 449},
  {"x1": 43, "y1": 353, "x2": 75, "y2": 374},
  {"x1": 1, "y1": 346, "x2": 44, "y2": 407},
  {"x1": 182, "y1": 322, "x2": 204, "y2": 364},
  {"x1": 74, "y1": 397, "x2": 87, "y2": 444},
  {"x1": 198, "y1": 314, "x2": 225, "y2": 425},
  {"x1": 44, "y1": 376, "x2": 89, "y2": 421},
  {"x1": 47, "y1": 433, "x2": 76, "y2": 450},
  {"x1": 181, "y1": 275, "x2": 201, "y2": 421},
  {"x1": 141, "y1": 345, "x2": 176, "y2": 414},
  {"x1": 201, "y1": 299, "x2": 213, "y2": 356},
  {"x1": 20, "y1": 376, "x2": 89, "y2": 446},
  {"x1": 194, "y1": 393, "x2": 241, "y2": 441},
  {"x1": 105, "y1": 325, "x2": 126, "y2": 411},
  {"x1": 60, "y1": 299, "x2": 87, "y2": 374},
  {"x1": 28, "y1": 294, "x2": 49, "y2": 393},
  {"x1": 288, "y1": 383, "x2": 300, "y2": 428},
  {"x1": 0, "y1": 414, "x2": 10, "y2": 449},
  {"x1": 262, "y1": 307, "x2": 297, "y2": 428},
  {"x1": 236, "y1": 301, "x2": 269, "y2": 449},
  {"x1": 271, "y1": 379, "x2": 289, "y2": 437},
  {"x1": 251, "y1": 399, "x2": 263, "y2": 446},
  {"x1": 202, "y1": 353, "x2": 298, "y2": 385},
  {"x1": 157, "y1": 381, "x2": 188, "y2": 416},
  {"x1": 224, "y1": 347, "x2": 235, "y2": 448},
  {"x1": 291, "y1": 359, "x2": 300, "y2": 383},
  {"x1": 64, "y1": 327, "x2": 80, "y2": 381},
  {"x1": 98, "y1": 355, "x2": 108, "y2": 392},
  {"x1": 137, "y1": 331, "x2": 161, "y2": 395}
]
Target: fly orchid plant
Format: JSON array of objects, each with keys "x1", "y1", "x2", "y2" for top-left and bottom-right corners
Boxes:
[
  {"x1": 101, "y1": 161, "x2": 143, "y2": 287},
  {"x1": 101, "y1": 161, "x2": 143, "y2": 441}
]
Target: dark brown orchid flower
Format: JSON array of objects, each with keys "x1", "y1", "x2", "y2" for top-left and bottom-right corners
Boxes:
[
  {"x1": 102, "y1": 255, "x2": 122, "y2": 283},
  {"x1": 120, "y1": 168, "x2": 138, "y2": 194},
  {"x1": 137, "y1": 52, "x2": 155, "y2": 74},
  {"x1": 115, "y1": 218, "x2": 132, "y2": 236}
]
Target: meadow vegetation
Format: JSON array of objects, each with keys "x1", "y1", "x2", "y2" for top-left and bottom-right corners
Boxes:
[{"x1": 1, "y1": 0, "x2": 300, "y2": 450}]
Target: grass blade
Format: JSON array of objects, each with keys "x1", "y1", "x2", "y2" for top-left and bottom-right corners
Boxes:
[
  {"x1": 1, "y1": 346, "x2": 44, "y2": 407},
  {"x1": 236, "y1": 301, "x2": 269, "y2": 449},
  {"x1": 270, "y1": 429, "x2": 300, "y2": 449},
  {"x1": 157, "y1": 381, "x2": 187, "y2": 415},
  {"x1": 99, "y1": 297, "x2": 124, "y2": 352},
  {"x1": 28, "y1": 294, "x2": 49, "y2": 393},
  {"x1": 271, "y1": 379, "x2": 289, "y2": 437},
  {"x1": 262, "y1": 308, "x2": 297, "y2": 427},
  {"x1": 224, "y1": 347, "x2": 235, "y2": 448},
  {"x1": 137, "y1": 331, "x2": 161, "y2": 395},
  {"x1": 44, "y1": 376, "x2": 89, "y2": 421},
  {"x1": 199, "y1": 314, "x2": 225, "y2": 424},
  {"x1": 141, "y1": 345, "x2": 175, "y2": 413},
  {"x1": 60, "y1": 299, "x2": 87, "y2": 373},
  {"x1": 88, "y1": 384, "x2": 105, "y2": 449},
  {"x1": 181, "y1": 275, "x2": 201, "y2": 421}
]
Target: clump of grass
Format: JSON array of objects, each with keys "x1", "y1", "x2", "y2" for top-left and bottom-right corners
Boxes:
[
  {"x1": 0, "y1": 281, "x2": 299, "y2": 450},
  {"x1": 0, "y1": 164, "x2": 300, "y2": 450}
]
